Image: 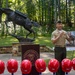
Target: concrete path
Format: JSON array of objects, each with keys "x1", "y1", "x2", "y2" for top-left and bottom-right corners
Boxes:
[{"x1": 0, "y1": 52, "x2": 75, "y2": 75}]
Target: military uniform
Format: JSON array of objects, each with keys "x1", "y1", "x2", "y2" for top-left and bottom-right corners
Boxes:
[{"x1": 51, "y1": 29, "x2": 69, "y2": 75}]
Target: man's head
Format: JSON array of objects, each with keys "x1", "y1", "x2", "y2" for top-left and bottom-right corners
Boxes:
[{"x1": 56, "y1": 20, "x2": 63, "y2": 30}]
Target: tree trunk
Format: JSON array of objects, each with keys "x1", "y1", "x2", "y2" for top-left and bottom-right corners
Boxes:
[
  {"x1": 41, "y1": 0, "x2": 44, "y2": 25},
  {"x1": 5, "y1": 0, "x2": 9, "y2": 37},
  {"x1": 0, "y1": 0, "x2": 2, "y2": 23},
  {"x1": 66, "y1": 0, "x2": 68, "y2": 23},
  {"x1": 74, "y1": 0, "x2": 75, "y2": 27},
  {"x1": 38, "y1": 0, "x2": 41, "y2": 25},
  {"x1": 58, "y1": 0, "x2": 61, "y2": 20},
  {"x1": 54, "y1": 0, "x2": 57, "y2": 24},
  {"x1": 6, "y1": 0, "x2": 8, "y2": 7}
]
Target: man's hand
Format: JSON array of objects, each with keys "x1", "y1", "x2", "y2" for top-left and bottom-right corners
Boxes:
[{"x1": 58, "y1": 31, "x2": 64, "y2": 38}]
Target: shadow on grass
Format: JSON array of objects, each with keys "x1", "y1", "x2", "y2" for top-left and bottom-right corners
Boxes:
[
  {"x1": 0, "y1": 36, "x2": 18, "y2": 46},
  {"x1": 0, "y1": 36, "x2": 54, "y2": 47}
]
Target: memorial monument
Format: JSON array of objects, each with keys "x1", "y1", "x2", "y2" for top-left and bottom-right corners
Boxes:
[{"x1": 0, "y1": 8, "x2": 40, "y2": 75}]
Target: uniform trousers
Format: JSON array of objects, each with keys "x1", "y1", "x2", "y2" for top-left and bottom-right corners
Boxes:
[{"x1": 54, "y1": 46, "x2": 66, "y2": 75}]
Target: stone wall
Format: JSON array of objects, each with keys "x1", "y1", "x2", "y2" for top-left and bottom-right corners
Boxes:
[
  {"x1": 12, "y1": 43, "x2": 21, "y2": 56},
  {"x1": 0, "y1": 46, "x2": 12, "y2": 54},
  {"x1": 0, "y1": 44, "x2": 53, "y2": 56}
]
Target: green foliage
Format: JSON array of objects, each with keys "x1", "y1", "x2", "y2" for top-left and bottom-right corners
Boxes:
[
  {"x1": 67, "y1": 51, "x2": 75, "y2": 60},
  {"x1": 26, "y1": 0, "x2": 36, "y2": 20}
]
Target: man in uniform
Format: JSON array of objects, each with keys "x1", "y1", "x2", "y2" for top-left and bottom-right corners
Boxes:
[{"x1": 51, "y1": 21, "x2": 71, "y2": 75}]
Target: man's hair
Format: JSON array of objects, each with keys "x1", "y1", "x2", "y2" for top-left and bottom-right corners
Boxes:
[{"x1": 56, "y1": 20, "x2": 62, "y2": 24}]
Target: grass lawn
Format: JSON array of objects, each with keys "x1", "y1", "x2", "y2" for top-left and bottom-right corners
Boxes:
[
  {"x1": 34, "y1": 36, "x2": 54, "y2": 47},
  {"x1": 0, "y1": 36, "x2": 18, "y2": 46},
  {"x1": 67, "y1": 51, "x2": 75, "y2": 59},
  {"x1": 0, "y1": 36, "x2": 54, "y2": 47}
]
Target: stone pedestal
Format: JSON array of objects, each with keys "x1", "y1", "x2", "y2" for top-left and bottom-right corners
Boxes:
[
  {"x1": 12, "y1": 43, "x2": 20, "y2": 56},
  {"x1": 12, "y1": 42, "x2": 33, "y2": 56},
  {"x1": 21, "y1": 44, "x2": 40, "y2": 75}
]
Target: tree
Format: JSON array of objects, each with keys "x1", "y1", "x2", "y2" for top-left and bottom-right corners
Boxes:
[
  {"x1": 0, "y1": 0, "x2": 2, "y2": 23},
  {"x1": 0, "y1": 0, "x2": 75, "y2": 37}
]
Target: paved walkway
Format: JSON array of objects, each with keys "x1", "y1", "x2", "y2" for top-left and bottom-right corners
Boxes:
[{"x1": 0, "y1": 52, "x2": 75, "y2": 75}]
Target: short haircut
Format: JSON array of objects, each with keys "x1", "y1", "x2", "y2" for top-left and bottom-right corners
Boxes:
[{"x1": 56, "y1": 20, "x2": 62, "y2": 24}]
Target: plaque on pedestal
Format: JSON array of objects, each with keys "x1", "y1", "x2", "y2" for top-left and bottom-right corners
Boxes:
[{"x1": 21, "y1": 44, "x2": 40, "y2": 75}]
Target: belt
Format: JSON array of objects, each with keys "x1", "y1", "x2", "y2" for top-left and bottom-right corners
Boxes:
[{"x1": 55, "y1": 45, "x2": 65, "y2": 47}]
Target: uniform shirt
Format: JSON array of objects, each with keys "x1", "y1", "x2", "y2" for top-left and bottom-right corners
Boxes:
[{"x1": 51, "y1": 29, "x2": 69, "y2": 46}]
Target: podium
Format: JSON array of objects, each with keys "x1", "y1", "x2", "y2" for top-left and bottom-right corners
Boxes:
[{"x1": 21, "y1": 44, "x2": 40, "y2": 75}]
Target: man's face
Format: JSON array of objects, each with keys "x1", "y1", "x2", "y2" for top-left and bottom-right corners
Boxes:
[{"x1": 56, "y1": 23, "x2": 63, "y2": 30}]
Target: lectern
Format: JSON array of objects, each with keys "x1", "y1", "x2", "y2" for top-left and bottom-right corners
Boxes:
[{"x1": 21, "y1": 44, "x2": 40, "y2": 75}]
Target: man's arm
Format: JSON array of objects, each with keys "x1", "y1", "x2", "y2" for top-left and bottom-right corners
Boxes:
[
  {"x1": 52, "y1": 36, "x2": 60, "y2": 44},
  {"x1": 66, "y1": 32, "x2": 72, "y2": 44},
  {"x1": 66, "y1": 36, "x2": 72, "y2": 44}
]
